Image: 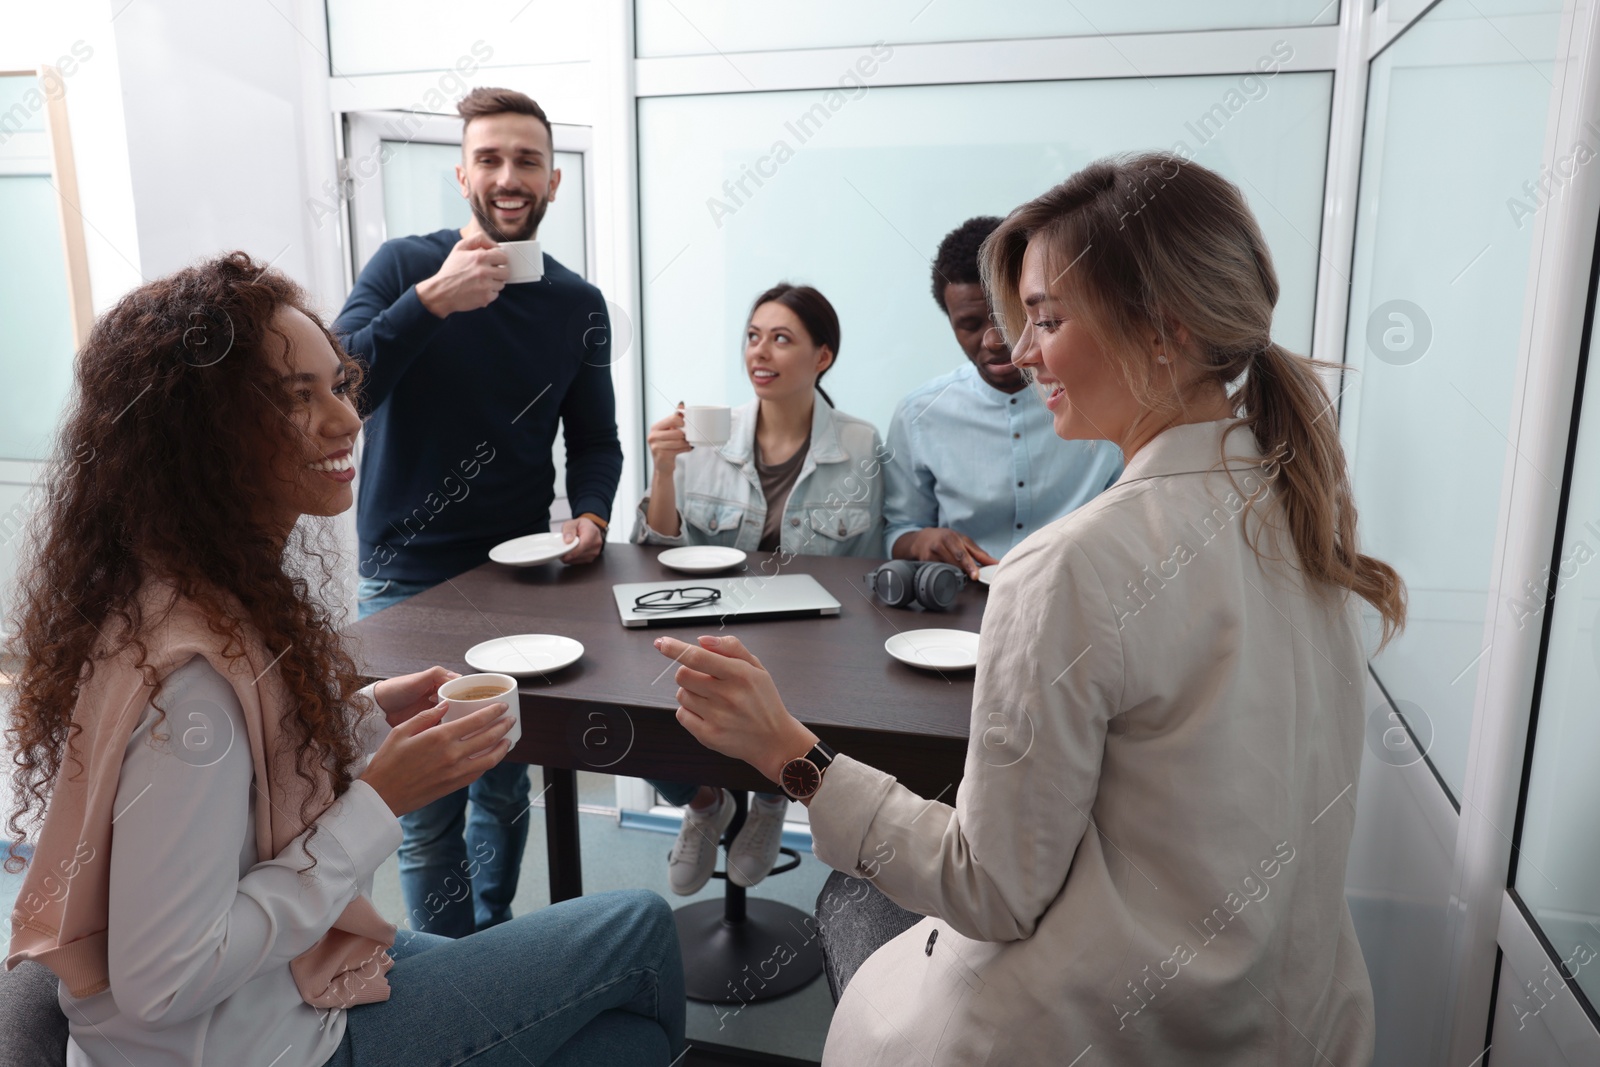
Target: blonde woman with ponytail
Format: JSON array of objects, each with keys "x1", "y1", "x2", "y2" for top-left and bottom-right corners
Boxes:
[{"x1": 650, "y1": 154, "x2": 1402, "y2": 1066}]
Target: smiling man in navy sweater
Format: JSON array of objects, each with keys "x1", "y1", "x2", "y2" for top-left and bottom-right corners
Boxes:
[{"x1": 334, "y1": 87, "x2": 621, "y2": 938}]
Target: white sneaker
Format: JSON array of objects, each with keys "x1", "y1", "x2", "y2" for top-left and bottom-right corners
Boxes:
[
  {"x1": 727, "y1": 794, "x2": 788, "y2": 888},
  {"x1": 668, "y1": 789, "x2": 736, "y2": 896}
]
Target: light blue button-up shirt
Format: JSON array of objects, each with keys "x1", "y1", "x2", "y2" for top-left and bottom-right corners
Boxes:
[{"x1": 882, "y1": 362, "x2": 1124, "y2": 560}]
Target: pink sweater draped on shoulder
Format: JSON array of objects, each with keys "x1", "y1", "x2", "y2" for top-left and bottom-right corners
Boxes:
[{"x1": 6, "y1": 580, "x2": 396, "y2": 1008}]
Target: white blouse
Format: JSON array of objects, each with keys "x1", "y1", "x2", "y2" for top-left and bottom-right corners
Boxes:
[{"x1": 61, "y1": 656, "x2": 400, "y2": 1067}]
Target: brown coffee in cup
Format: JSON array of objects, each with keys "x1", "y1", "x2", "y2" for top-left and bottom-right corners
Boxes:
[
  {"x1": 453, "y1": 684, "x2": 511, "y2": 700},
  {"x1": 439, "y1": 672, "x2": 522, "y2": 748}
]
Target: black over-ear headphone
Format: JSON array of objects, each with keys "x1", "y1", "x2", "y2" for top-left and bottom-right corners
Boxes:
[{"x1": 864, "y1": 560, "x2": 967, "y2": 611}]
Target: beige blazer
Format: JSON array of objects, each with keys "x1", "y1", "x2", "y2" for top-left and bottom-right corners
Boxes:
[{"x1": 809, "y1": 418, "x2": 1375, "y2": 1066}]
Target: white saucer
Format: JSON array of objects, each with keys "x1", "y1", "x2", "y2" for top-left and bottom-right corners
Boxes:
[
  {"x1": 884, "y1": 629, "x2": 981, "y2": 671},
  {"x1": 489, "y1": 532, "x2": 570, "y2": 567},
  {"x1": 976, "y1": 565, "x2": 999, "y2": 587},
  {"x1": 657, "y1": 546, "x2": 747, "y2": 574},
  {"x1": 465, "y1": 634, "x2": 584, "y2": 677}
]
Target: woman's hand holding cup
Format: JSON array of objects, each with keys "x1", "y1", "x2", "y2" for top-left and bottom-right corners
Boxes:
[
  {"x1": 647, "y1": 403, "x2": 693, "y2": 475},
  {"x1": 359, "y1": 701, "x2": 513, "y2": 817}
]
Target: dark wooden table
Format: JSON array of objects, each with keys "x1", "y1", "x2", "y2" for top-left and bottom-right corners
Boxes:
[{"x1": 349, "y1": 544, "x2": 982, "y2": 902}]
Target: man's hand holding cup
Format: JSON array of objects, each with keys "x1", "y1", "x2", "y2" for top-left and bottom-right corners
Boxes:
[{"x1": 416, "y1": 232, "x2": 510, "y2": 317}]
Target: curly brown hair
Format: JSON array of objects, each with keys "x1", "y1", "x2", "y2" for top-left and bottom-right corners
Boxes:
[{"x1": 5, "y1": 251, "x2": 369, "y2": 870}]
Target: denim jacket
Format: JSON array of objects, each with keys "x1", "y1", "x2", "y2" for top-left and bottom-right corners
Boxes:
[{"x1": 632, "y1": 392, "x2": 887, "y2": 558}]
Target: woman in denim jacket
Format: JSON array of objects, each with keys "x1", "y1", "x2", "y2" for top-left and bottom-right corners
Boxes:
[{"x1": 632, "y1": 282, "x2": 887, "y2": 896}]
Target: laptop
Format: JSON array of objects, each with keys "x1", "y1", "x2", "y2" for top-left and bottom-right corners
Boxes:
[{"x1": 612, "y1": 573, "x2": 842, "y2": 629}]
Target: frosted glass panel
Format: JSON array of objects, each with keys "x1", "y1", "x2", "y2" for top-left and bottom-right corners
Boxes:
[
  {"x1": 0, "y1": 480, "x2": 37, "y2": 626},
  {"x1": 379, "y1": 141, "x2": 587, "y2": 278},
  {"x1": 326, "y1": 0, "x2": 590, "y2": 76},
  {"x1": 0, "y1": 175, "x2": 75, "y2": 461},
  {"x1": 636, "y1": 0, "x2": 1338, "y2": 57},
  {"x1": 1516, "y1": 273, "x2": 1600, "y2": 1007},
  {"x1": 0, "y1": 74, "x2": 47, "y2": 132},
  {"x1": 638, "y1": 73, "x2": 1331, "y2": 437},
  {"x1": 1342, "y1": 0, "x2": 1562, "y2": 799}
]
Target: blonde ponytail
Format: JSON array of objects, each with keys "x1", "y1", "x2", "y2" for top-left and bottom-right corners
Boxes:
[
  {"x1": 1240, "y1": 343, "x2": 1405, "y2": 646},
  {"x1": 983, "y1": 154, "x2": 1406, "y2": 644}
]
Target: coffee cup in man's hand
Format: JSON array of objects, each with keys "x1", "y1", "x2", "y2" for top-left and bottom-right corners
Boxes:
[{"x1": 501, "y1": 240, "x2": 543, "y2": 283}]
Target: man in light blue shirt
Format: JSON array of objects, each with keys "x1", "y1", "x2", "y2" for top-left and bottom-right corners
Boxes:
[{"x1": 884, "y1": 216, "x2": 1123, "y2": 576}]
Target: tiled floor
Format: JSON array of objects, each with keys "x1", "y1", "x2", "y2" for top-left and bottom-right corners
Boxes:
[{"x1": 2, "y1": 771, "x2": 835, "y2": 1065}]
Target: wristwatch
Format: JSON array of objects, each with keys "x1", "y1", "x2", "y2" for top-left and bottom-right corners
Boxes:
[
  {"x1": 578, "y1": 513, "x2": 608, "y2": 553},
  {"x1": 779, "y1": 741, "x2": 837, "y2": 802}
]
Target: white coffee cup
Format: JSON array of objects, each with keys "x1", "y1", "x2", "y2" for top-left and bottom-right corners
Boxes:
[
  {"x1": 438, "y1": 672, "x2": 521, "y2": 748},
  {"x1": 683, "y1": 405, "x2": 732, "y2": 447},
  {"x1": 501, "y1": 240, "x2": 543, "y2": 284}
]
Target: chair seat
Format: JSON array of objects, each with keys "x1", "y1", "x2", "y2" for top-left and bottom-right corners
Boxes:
[
  {"x1": 814, "y1": 870, "x2": 922, "y2": 1003},
  {"x1": 0, "y1": 960, "x2": 68, "y2": 1067}
]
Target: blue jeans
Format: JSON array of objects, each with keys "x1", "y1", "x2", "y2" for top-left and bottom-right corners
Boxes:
[
  {"x1": 327, "y1": 889, "x2": 684, "y2": 1066},
  {"x1": 357, "y1": 577, "x2": 436, "y2": 619},
  {"x1": 360, "y1": 577, "x2": 532, "y2": 937},
  {"x1": 399, "y1": 762, "x2": 532, "y2": 936}
]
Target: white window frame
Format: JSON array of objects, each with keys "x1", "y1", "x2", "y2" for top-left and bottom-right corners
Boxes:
[{"x1": 340, "y1": 110, "x2": 596, "y2": 285}]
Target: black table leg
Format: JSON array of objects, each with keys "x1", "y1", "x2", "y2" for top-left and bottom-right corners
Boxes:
[{"x1": 543, "y1": 766, "x2": 583, "y2": 902}]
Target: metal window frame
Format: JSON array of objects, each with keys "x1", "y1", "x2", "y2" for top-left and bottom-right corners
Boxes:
[{"x1": 633, "y1": 24, "x2": 1343, "y2": 97}]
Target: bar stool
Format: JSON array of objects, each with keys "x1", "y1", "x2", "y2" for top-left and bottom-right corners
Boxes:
[
  {"x1": 671, "y1": 790, "x2": 825, "y2": 1002},
  {"x1": 0, "y1": 960, "x2": 67, "y2": 1067}
]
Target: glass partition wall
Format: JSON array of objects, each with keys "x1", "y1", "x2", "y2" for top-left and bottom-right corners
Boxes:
[
  {"x1": 637, "y1": 73, "x2": 1332, "y2": 435},
  {"x1": 1514, "y1": 273, "x2": 1600, "y2": 1028},
  {"x1": 1343, "y1": 1, "x2": 1565, "y2": 803},
  {"x1": 1334, "y1": 1, "x2": 1600, "y2": 1062}
]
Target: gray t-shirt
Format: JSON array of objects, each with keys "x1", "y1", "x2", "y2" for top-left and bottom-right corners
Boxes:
[{"x1": 754, "y1": 433, "x2": 811, "y2": 552}]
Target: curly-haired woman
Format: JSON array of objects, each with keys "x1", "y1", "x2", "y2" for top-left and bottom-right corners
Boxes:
[{"x1": 2, "y1": 253, "x2": 683, "y2": 1066}]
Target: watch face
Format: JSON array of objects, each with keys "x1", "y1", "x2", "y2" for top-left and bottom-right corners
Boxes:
[{"x1": 781, "y1": 758, "x2": 822, "y2": 799}]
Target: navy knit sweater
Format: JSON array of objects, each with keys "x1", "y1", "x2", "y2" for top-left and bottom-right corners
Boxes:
[{"x1": 334, "y1": 229, "x2": 622, "y2": 583}]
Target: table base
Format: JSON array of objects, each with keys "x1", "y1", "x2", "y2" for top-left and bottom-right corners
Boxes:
[{"x1": 675, "y1": 897, "x2": 825, "y2": 1003}]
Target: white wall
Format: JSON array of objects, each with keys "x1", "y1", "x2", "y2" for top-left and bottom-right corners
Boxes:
[{"x1": 111, "y1": 0, "x2": 344, "y2": 313}]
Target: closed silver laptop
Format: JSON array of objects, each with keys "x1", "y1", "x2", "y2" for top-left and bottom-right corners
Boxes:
[{"x1": 612, "y1": 573, "x2": 842, "y2": 629}]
